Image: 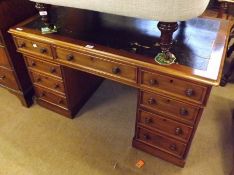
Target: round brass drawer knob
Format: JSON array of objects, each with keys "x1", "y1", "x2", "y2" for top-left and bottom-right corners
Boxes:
[
  {"x1": 66, "y1": 54, "x2": 74, "y2": 61},
  {"x1": 112, "y1": 67, "x2": 121, "y2": 74}
]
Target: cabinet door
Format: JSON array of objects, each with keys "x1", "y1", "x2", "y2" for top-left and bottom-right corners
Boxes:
[{"x1": 0, "y1": 47, "x2": 11, "y2": 68}]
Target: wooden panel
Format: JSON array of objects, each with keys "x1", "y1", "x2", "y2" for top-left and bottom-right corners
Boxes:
[
  {"x1": 25, "y1": 56, "x2": 62, "y2": 78},
  {"x1": 140, "y1": 91, "x2": 200, "y2": 125},
  {"x1": 30, "y1": 71, "x2": 65, "y2": 94},
  {"x1": 137, "y1": 110, "x2": 193, "y2": 142},
  {"x1": 34, "y1": 85, "x2": 68, "y2": 109},
  {"x1": 0, "y1": 46, "x2": 11, "y2": 68},
  {"x1": 0, "y1": 66, "x2": 18, "y2": 90},
  {"x1": 140, "y1": 70, "x2": 208, "y2": 104},
  {"x1": 136, "y1": 127, "x2": 187, "y2": 158},
  {"x1": 55, "y1": 47, "x2": 137, "y2": 84},
  {"x1": 15, "y1": 37, "x2": 53, "y2": 59}
]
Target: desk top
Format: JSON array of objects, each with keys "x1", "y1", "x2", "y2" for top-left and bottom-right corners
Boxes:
[{"x1": 9, "y1": 7, "x2": 230, "y2": 86}]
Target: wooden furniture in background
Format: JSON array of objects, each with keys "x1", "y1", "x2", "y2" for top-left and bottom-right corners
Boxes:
[
  {"x1": 0, "y1": 0, "x2": 36, "y2": 106},
  {"x1": 9, "y1": 7, "x2": 230, "y2": 167}
]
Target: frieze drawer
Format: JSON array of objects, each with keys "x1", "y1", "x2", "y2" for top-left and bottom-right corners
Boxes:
[
  {"x1": 55, "y1": 47, "x2": 137, "y2": 84},
  {"x1": 30, "y1": 71, "x2": 65, "y2": 94},
  {"x1": 136, "y1": 127, "x2": 187, "y2": 158},
  {"x1": 15, "y1": 37, "x2": 53, "y2": 59},
  {"x1": 25, "y1": 56, "x2": 62, "y2": 78},
  {"x1": 140, "y1": 70, "x2": 208, "y2": 104},
  {"x1": 137, "y1": 110, "x2": 193, "y2": 142},
  {"x1": 140, "y1": 91, "x2": 200, "y2": 125}
]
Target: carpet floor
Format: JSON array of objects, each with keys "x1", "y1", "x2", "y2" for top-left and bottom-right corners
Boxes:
[{"x1": 0, "y1": 78, "x2": 233, "y2": 175}]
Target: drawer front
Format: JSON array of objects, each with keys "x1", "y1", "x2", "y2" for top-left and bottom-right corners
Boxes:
[
  {"x1": 0, "y1": 67, "x2": 19, "y2": 90},
  {"x1": 0, "y1": 47, "x2": 11, "y2": 68},
  {"x1": 136, "y1": 127, "x2": 186, "y2": 158},
  {"x1": 140, "y1": 70, "x2": 207, "y2": 104},
  {"x1": 30, "y1": 71, "x2": 65, "y2": 94},
  {"x1": 26, "y1": 56, "x2": 62, "y2": 78},
  {"x1": 56, "y1": 47, "x2": 137, "y2": 84},
  {"x1": 15, "y1": 37, "x2": 52, "y2": 59},
  {"x1": 140, "y1": 91, "x2": 199, "y2": 124},
  {"x1": 138, "y1": 110, "x2": 193, "y2": 142},
  {"x1": 34, "y1": 86, "x2": 68, "y2": 109}
]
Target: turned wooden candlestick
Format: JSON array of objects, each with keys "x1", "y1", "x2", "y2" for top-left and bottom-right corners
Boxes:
[
  {"x1": 157, "y1": 22, "x2": 178, "y2": 54},
  {"x1": 35, "y1": 3, "x2": 51, "y2": 27}
]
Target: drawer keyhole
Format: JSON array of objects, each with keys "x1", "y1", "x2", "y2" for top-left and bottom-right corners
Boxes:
[
  {"x1": 31, "y1": 61, "x2": 36, "y2": 67},
  {"x1": 39, "y1": 92, "x2": 45, "y2": 98},
  {"x1": 50, "y1": 67, "x2": 56, "y2": 73},
  {"x1": 19, "y1": 43, "x2": 26, "y2": 48},
  {"x1": 149, "y1": 79, "x2": 158, "y2": 85},
  {"x1": 54, "y1": 84, "x2": 60, "y2": 89},
  {"x1": 58, "y1": 99, "x2": 64, "y2": 104}
]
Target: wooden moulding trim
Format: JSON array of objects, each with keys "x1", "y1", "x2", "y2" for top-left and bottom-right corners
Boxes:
[{"x1": 8, "y1": 17, "x2": 229, "y2": 86}]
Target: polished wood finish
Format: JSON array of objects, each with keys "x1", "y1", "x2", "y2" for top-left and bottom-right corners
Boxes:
[
  {"x1": 0, "y1": 0, "x2": 36, "y2": 106},
  {"x1": 9, "y1": 6, "x2": 229, "y2": 167}
]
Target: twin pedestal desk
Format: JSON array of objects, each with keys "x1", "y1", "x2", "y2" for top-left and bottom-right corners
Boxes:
[{"x1": 9, "y1": 8, "x2": 229, "y2": 167}]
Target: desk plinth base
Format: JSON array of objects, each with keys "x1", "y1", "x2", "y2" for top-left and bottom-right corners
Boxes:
[{"x1": 132, "y1": 139, "x2": 185, "y2": 167}]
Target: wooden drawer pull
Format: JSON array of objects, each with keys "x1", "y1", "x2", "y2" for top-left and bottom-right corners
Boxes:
[
  {"x1": 39, "y1": 92, "x2": 45, "y2": 98},
  {"x1": 180, "y1": 108, "x2": 188, "y2": 116},
  {"x1": 169, "y1": 144, "x2": 177, "y2": 151},
  {"x1": 148, "y1": 98, "x2": 156, "y2": 105},
  {"x1": 50, "y1": 67, "x2": 56, "y2": 73},
  {"x1": 185, "y1": 88, "x2": 194, "y2": 97},
  {"x1": 175, "y1": 127, "x2": 183, "y2": 135},
  {"x1": 0, "y1": 75, "x2": 6, "y2": 80},
  {"x1": 58, "y1": 99, "x2": 64, "y2": 104},
  {"x1": 40, "y1": 48, "x2": 47, "y2": 54},
  {"x1": 19, "y1": 42, "x2": 26, "y2": 48},
  {"x1": 31, "y1": 61, "x2": 36, "y2": 67},
  {"x1": 112, "y1": 67, "x2": 121, "y2": 74},
  {"x1": 145, "y1": 118, "x2": 153, "y2": 124},
  {"x1": 54, "y1": 84, "x2": 60, "y2": 89},
  {"x1": 149, "y1": 79, "x2": 158, "y2": 85},
  {"x1": 143, "y1": 134, "x2": 151, "y2": 140},
  {"x1": 66, "y1": 54, "x2": 74, "y2": 61}
]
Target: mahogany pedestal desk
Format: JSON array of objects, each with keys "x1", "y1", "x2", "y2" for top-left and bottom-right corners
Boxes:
[{"x1": 9, "y1": 7, "x2": 230, "y2": 167}]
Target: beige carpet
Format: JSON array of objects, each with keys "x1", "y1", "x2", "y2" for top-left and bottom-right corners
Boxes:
[{"x1": 0, "y1": 79, "x2": 233, "y2": 175}]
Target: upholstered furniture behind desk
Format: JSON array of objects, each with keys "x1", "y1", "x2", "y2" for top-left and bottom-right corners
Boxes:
[{"x1": 0, "y1": 0, "x2": 36, "y2": 106}]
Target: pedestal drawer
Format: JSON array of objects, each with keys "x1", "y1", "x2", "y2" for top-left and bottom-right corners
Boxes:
[
  {"x1": 136, "y1": 127, "x2": 187, "y2": 158},
  {"x1": 34, "y1": 86, "x2": 68, "y2": 109},
  {"x1": 0, "y1": 47, "x2": 11, "y2": 68},
  {"x1": 30, "y1": 71, "x2": 65, "y2": 94},
  {"x1": 25, "y1": 56, "x2": 62, "y2": 78},
  {"x1": 140, "y1": 70, "x2": 207, "y2": 104},
  {"x1": 0, "y1": 66, "x2": 19, "y2": 90},
  {"x1": 55, "y1": 47, "x2": 137, "y2": 84},
  {"x1": 138, "y1": 110, "x2": 193, "y2": 142},
  {"x1": 140, "y1": 91, "x2": 200, "y2": 125},
  {"x1": 15, "y1": 37, "x2": 52, "y2": 59}
]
